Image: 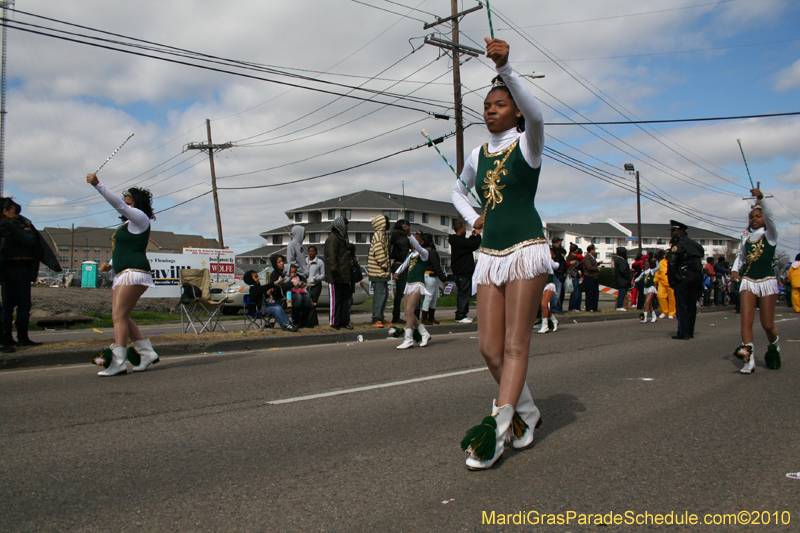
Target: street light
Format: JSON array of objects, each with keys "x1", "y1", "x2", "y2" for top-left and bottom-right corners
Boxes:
[{"x1": 623, "y1": 163, "x2": 643, "y2": 254}]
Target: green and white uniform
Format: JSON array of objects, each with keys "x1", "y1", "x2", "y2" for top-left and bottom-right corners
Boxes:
[
  {"x1": 635, "y1": 265, "x2": 659, "y2": 295},
  {"x1": 732, "y1": 200, "x2": 778, "y2": 297},
  {"x1": 94, "y1": 181, "x2": 155, "y2": 289},
  {"x1": 452, "y1": 61, "x2": 551, "y2": 291},
  {"x1": 395, "y1": 237, "x2": 432, "y2": 297}
]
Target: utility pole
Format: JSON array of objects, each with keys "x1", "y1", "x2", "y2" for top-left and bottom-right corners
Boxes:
[
  {"x1": 186, "y1": 119, "x2": 232, "y2": 249},
  {"x1": 0, "y1": 1, "x2": 15, "y2": 197},
  {"x1": 791, "y1": 222, "x2": 800, "y2": 252},
  {"x1": 423, "y1": 2, "x2": 483, "y2": 174},
  {"x1": 70, "y1": 224, "x2": 74, "y2": 272},
  {"x1": 623, "y1": 164, "x2": 643, "y2": 253}
]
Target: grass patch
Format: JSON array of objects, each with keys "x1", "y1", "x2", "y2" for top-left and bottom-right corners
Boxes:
[{"x1": 30, "y1": 311, "x2": 181, "y2": 331}]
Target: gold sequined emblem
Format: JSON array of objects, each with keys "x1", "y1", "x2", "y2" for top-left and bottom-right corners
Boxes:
[{"x1": 480, "y1": 139, "x2": 518, "y2": 220}]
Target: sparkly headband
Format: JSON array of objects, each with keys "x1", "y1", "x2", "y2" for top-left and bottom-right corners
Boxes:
[{"x1": 491, "y1": 77, "x2": 506, "y2": 88}]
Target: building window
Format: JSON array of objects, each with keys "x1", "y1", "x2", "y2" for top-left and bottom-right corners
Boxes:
[
  {"x1": 422, "y1": 213, "x2": 429, "y2": 223},
  {"x1": 605, "y1": 238, "x2": 614, "y2": 244},
  {"x1": 657, "y1": 238, "x2": 666, "y2": 245},
  {"x1": 713, "y1": 239, "x2": 724, "y2": 246},
  {"x1": 294, "y1": 212, "x2": 302, "y2": 222},
  {"x1": 699, "y1": 239, "x2": 708, "y2": 245},
  {"x1": 441, "y1": 216, "x2": 450, "y2": 226},
  {"x1": 642, "y1": 238, "x2": 653, "y2": 245},
  {"x1": 575, "y1": 237, "x2": 582, "y2": 244},
  {"x1": 59, "y1": 246, "x2": 69, "y2": 252},
  {"x1": 435, "y1": 236, "x2": 441, "y2": 246},
  {"x1": 309, "y1": 233, "x2": 320, "y2": 244},
  {"x1": 407, "y1": 212, "x2": 415, "y2": 222},
  {"x1": 273, "y1": 235, "x2": 283, "y2": 245},
  {"x1": 59, "y1": 256, "x2": 69, "y2": 263},
  {"x1": 94, "y1": 247, "x2": 101, "y2": 253},
  {"x1": 356, "y1": 233, "x2": 369, "y2": 244},
  {"x1": 591, "y1": 237, "x2": 600, "y2": 244},
  {"x1": 382, "y1": 210, "x2": 399, "y2": 220},
  {"x1": 328, "y1": 209, "x2": 336, "y2": 220},
  {"x1": 341, "y1": 209, "x2": 351, "y2": 220},
  {"x1": 605, "y1": 252, "x2": 614, "y2": 259}
]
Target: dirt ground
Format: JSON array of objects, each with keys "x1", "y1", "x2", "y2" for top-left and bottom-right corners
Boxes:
[{"x1": 30, "y1": 286, "x2": 175, "y2": 316}]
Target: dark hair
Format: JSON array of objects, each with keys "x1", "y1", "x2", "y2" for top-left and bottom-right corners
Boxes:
[
  {"x1": 453, "y1": 219, "x2": 465, "y2": 232},
  {"x1": 654, "y1": 249, "x2": 665, "y2": 261},
  {"x1": 125, "y1": 187, "x2": 155, "y2": 220},
  {"x1": 393, "y1": 219, "x2": 407, "y2": 231},
  {"x1": 487, "y1": 76, "x2": 525, "y2": 132},
  {"x1": 1, "y1": 197, "x2": 21, "y2": 216},
  {"x1": 795, "y1": 253, "x2": 800, "y2": 261},
  {"x1": 587, "y1": 244, "x2": 595, "y2": 252},
  {"x1": 308, "y1": 245, "x2": 317, "y2": 253},
  {"x1": 718, "y1": 256, "x2": 726, "y2": 262},
  {"x1": 421, "y1": 233, "x2": 434, "y2": 249},
  {"x1": 706, "y1": 257, "x2": 714, "y2": 263},
  {"x1": 243, "y1": 270, "x2": 257, "y2": 286}
]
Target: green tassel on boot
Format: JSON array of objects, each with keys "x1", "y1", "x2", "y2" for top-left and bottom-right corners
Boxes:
[
  {"x1": 413, "y1": 328, "x2": 423, "y2": 343},
  {"x1": 734, "y1": 344, "x2": 752, "y2": 362},
  {"x1": 765, "y1": 342, "x2": 781, "y2": 370},
  {"x1": 93, "y1": 347, "x2": 113, "y2": 368},
  {"x1": 510, "y1": 412, "x2": 530, "y2": 441},
  {"x1": 127, "y1": 346, "x2": 141, "y2": 366},
  {"x1": 460, "y1": 415, "x2": 498, "y2": 461}
]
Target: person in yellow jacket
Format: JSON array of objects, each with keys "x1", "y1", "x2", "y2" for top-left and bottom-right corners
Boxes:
[
  {"x1": 789, "y1": 253, "x2": 800, "y2": 313},
  {"x1": 653, "y1": 249, "x2": 676, "y2": 319}
]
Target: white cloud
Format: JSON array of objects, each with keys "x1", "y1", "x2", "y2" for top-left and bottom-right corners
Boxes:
[{"x1": 775, "y1": 58, "x2": 800, "y2": 92}]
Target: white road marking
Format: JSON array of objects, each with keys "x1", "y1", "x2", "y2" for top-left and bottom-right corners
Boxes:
[{"x1": 266, "y1": 367, "x2": 488, "y2": 405}]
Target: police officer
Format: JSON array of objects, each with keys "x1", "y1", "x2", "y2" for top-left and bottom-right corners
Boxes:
[
  {"x1": 0, "y1": 198, "x2": 39, "y2": 351},
  {"x1": 667, "y1": 220, "x2": 704, "y2": 340}
]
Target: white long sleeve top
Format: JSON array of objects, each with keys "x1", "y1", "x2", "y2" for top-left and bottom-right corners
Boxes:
[
  {"x1": 94, "y1": 182, "x2": 150, "y2": 234},
  {"x1": 394, "y1": 237, "x2": 429, "y2": 275},
  {"x1": 451, "y1": 61, "x2": 545, "y2": 226}
]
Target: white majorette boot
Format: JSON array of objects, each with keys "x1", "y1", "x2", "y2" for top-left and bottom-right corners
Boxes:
[
  {"x1": 396, "y1": 328, "x2": 414, "y2": 350},
  {"x1": 659, "y1": 313, "x2": 667, "y2": 319},
  {"x1": 736, "y1": 343, "x2": 755, "y2": 374},
  {"x1": 130, "y1": 339, "x2": 160, "y2": 372},
  {"x1": 765, "y1": 337, "x2": 781, "y2": 370},
  {"x1": 98, "y1": 344, "x2": 127, "y2": 377},
  {"x1": 650, "y1": 312, "x2": 658, "y2": 323},
  {"x1": 537, "y1": 320, "x2": 549, "y2": 334},
  {"x1": 462, "y1": 401, "x2": 514, "y2": 470},
  {"x1": 418, "y1": 324, "x2": 431, "y2": 347},
  {"x1": 639, "y1": 312, "x2": 647, "y2": 324},
  {"x1": 550, "y1": 315, "x2": 559, "y2": 332},
  {"x1": 511, "y1": 383, "x2": 542, "y2": 450}
]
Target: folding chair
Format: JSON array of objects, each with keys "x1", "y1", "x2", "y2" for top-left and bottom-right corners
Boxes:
[
  {"x1": 179, "y1": 268, "x2": 227, "y2": 333},
  {"x1": 242, "y1": 294, "x2": 268, "y2": 331}
]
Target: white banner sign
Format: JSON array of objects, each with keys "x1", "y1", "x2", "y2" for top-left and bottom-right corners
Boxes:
[
  {"x1": 183, "y1": 248, "x2": 236, "y2": 283},
  {"x1": 143, "y1": 253, "x2": 212, "y2": 298}
]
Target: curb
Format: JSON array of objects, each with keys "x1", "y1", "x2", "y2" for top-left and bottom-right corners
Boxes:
[{"x1": 1, "y1": 305, "x2": 737, "y2": 370}]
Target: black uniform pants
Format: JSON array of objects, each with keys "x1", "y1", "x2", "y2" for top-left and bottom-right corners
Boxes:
[
  {"x1": 674, "y1": 272, "x2": 701, "y2": 338},
  {"x1": 454, "y1": 275, "x2": 472, "y2": 320},
  {"x1": 1, "y1": 265, "x2": 33, "y2": 339},
  {"x1": 330, "y1": 283, "x2": 352, "y2": 327}
]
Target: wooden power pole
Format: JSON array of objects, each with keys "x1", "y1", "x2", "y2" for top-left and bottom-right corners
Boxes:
[
  {"x1": 423, "y1": 2, "x2": 483, "y2": 174},
  {"x1": 186, "y1": 119, "x2": 232, "y2": 249}
]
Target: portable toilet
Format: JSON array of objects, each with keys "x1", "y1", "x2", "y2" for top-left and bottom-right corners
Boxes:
[{"x1": 81, "y1": 261, "x2": 98, "y2": 288}]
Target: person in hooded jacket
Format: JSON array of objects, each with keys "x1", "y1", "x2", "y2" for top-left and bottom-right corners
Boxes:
[
  {"x1": 285, "y1": 225, "x2": 309, "y2": 279},
  {"x1": 367, "y1": 215, "x2": 390, "y2": 327},
  {"x1": 324, "y1": 216, "x2": 355, "y2": 329},
  {"x1": 270, "y1": 254, "x2": 311, "y2": 327},
  {"x1": 613, "y1": 247, "x2": 631, "y2": 311},
  {"x1": 653, "y1": 249, "x2": 675, "y2": 319},
  {"x1": 388, "y1": 219, "x2": 411, "y2": 324},
  {"x1": 243, "y1": 270, "x2": 298, "y2": 331}
]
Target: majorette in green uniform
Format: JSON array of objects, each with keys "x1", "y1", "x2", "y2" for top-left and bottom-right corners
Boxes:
[
  {"x1": 451, "y1": 40, "x2": 551, "y2": 471},
  {"x1": 111, "y1": 221, "x2": 152, "y2": 276},
  {"x1": 731, "y1": 193, "x2": 781, "y2": 374}
]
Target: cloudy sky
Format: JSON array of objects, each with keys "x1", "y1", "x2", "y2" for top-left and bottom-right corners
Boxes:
[{"x1": 3, "y1": 0, "x2": 800, "y2": 254}]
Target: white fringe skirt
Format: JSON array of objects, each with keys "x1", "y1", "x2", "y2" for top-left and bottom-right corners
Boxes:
[
  {"x1": 543, "y1": 282, "x2": 557, "y2": 294},
  {"x1": 644, "y1": 286, "x2": 657, "y2": 295},
  {"x1": 113, "y1": 268, "x2": 156, "y2": 289},
  {"x1": 404, "y1": 282, "x2": 432, "y2": 297},
  {"x1": 740, "y1": 277, "x2": 778, "y2": 297},
  {"x1": 473, "y1": 241, "x2": 552, "y2": 293}
]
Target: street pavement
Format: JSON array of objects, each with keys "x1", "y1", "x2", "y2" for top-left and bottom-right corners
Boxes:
[{"x1": 1, "y1": 310, "x2": 798, "y2": 532}]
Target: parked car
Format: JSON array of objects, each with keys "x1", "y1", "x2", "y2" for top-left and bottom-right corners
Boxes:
[{"x1": 210, "y1": 266, "x2": 369, "y2": 315}]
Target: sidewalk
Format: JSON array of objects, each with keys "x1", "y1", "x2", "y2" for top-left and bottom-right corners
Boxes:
[{"x1": 2, "y1": 305, "x2": 739, "y2": 371}]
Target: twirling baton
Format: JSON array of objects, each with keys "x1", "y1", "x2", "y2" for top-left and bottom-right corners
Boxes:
[
  {"x1": 421, "y1": 129, "x2": 480, "y2": 204},
  {"x1": 94, "y1": 133, "x2": 135, "y2": 174},
  {"x1": 736, "y1": 138, "x2": 755, "y2": 190},
  {"x1": 486, "y1": 0, "x2": 495, "y2": 39}
]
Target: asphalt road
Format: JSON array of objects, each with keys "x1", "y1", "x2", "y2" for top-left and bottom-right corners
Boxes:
[{"x1": 2, "y1": 311, "x2": 799, "y2": 532}]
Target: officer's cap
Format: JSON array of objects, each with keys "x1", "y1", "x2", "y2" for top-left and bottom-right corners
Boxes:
[{"x1": 669, "y1": 220, "x2": 687, "y2": 231}]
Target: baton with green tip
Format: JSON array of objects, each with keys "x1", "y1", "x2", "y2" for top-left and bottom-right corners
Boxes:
[{"x1": 421, "y1": 129, "x2": 480, "y2": 204}]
